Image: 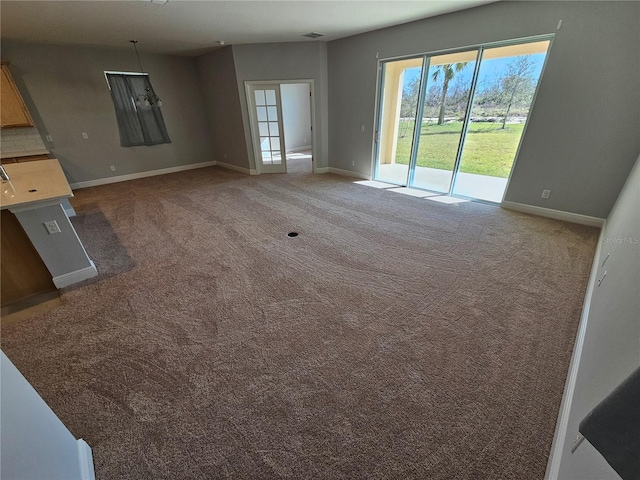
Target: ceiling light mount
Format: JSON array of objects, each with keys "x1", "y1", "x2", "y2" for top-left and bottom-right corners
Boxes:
[
  {"x1": 302, "y1": 32, "x2": 324, "y2": 39},
  {"x1": 217, "y1": 40, "x2": 226, "y2": 46}
]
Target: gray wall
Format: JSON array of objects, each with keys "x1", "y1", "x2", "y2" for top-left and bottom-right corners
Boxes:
[
  {"x1": 281, "y1": 83, "x2": 312, "y2": 151},
  {"x1": 327, "y1": 1, "x2": 640, "y2": 218},
  {"x1": 196, "y1": 46, "x2": 249, "y2": 169},
  {"x1": 1, "y1": 41, "x2": 215, "y2": 184},
  {"x1": 553, "y1": 153, "x2": 640, "y2": 479},
  {"x1": 231, "y1": 42, "x2": 329, "y2": 171}
]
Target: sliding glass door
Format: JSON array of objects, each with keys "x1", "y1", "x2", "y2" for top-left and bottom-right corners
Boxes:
[
  {"x1": 374, "y1": 37, "x2": 551, "y2": 203},
  {"x1": 411, "y1": 50, "x2": 478, "y2": 193},
  {"x1": 451, "y1": 41, "x2": 551, "y2": 201},
  {"x1": 375, "y1": 57, "x2": 424, "y2": 185}
]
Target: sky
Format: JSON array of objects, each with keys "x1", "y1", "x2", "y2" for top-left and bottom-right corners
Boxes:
[{"x1": 402, "y1": 52, "x2": 547, "y2": 93}]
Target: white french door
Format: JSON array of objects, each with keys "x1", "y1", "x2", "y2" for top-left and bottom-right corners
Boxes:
[{"x1": 246, "y1": 83, "x2": 287, "y2": 174}]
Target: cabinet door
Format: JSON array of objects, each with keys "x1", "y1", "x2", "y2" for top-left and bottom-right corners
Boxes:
[
  {"x1": 0, "y1": 65, "x2": 35, "y2": 128},
  {"x1": 1, "y1": 210, "x2": 55, "y2": 306}
]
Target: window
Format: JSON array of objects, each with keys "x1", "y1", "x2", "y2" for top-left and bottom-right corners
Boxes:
[{"x1": 105, "y1": 72, "x2": 171, "y2": 147}]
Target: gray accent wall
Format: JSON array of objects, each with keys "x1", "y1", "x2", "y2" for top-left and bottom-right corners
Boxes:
[
  {"x1": 1, "y1": 41, "x2": 215, "y2": 184},
  {"x1": 196, "y1": 46, "x2": 249, "y2": 170},
  {"x1": 327, "y1": 1, "x2": 640, "y2": 219},
  {"x1": 231, "y1": 42, "x2": 329, "y2": 171}
]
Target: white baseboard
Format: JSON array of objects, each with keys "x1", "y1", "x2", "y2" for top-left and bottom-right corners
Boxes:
[
  {"x1": 544, "y1": 223, "x2": 606, "y2": 479},
  {"x1": 501, "y1": 201, "x2": 605, "y2": 227},
  {"x1": 69, "y1": 161, "x2": 217, "y2": 189},
  {"x1": 325, "y1": 167, "x2": 370, "y2": 180},
  {"x1": 215, "y1": 161, "x2": 257, "y2": 175},
  {"x1": 53, "y1": 262, "x2": 98, "y2": 288},
  {"x1": 77, "y1": 439, "x2": 96, "y2": 480},
  {"x1": 315, "y1": 167, "x2": 329, "y2": 174},
  {"x1": 64, "y1": 207, "x2": 77, "y2": 218}
]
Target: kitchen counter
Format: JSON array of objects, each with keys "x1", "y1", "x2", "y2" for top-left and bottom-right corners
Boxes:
[
  {"x1": 1, "y1": 159, "x2": 73, "y2": 210},
  {"x1": 0, "y1": 158, "x2": 97, "y2": 291}
]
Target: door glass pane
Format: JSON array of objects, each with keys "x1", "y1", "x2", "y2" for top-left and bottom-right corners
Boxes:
[
  {"x1": 258, "y1": 122, "x2": 269, "y2": 136},
  {"x1": 411, "y1": 50, "x2": 477, "y2": 193},
  {"x1": 257, "y1": 107, "x2": 267, "y2": 122},
  {"x1": 375, "y1": 57, "x2": 424, "y2": 185},
  {"x1": 268, "y1": 122, "x2": 279, "y2": 136},
  {"x1": 271, "y1": 137, "x2": 280, "y2": 151},
  {"x1": 453, "y1": 40, "x2": 550, "y2": 202},
  {"x1": 267, "y1": 106, "x2": 278, "y2": 121},
  {"x1": 260, "y1": 136, "x2": 270, "y2": 151},
  {"x1": 255, "y1": 90, "x2": 266, "y2": 106},
  {"x1": 265, "y1": 90, "x2": 276, "y2": 105}
]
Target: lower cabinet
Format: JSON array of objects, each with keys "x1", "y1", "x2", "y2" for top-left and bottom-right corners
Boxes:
[{"x1": 1, "y1": 209, "x2": 56, "y2": 307}]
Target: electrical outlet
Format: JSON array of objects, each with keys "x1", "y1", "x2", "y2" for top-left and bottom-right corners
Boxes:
[
  {"x1": 351, "y1": 160, "x2": 355, "y2": 167},
  {"x1": 45, "y1": 135, "x2": 53, "y2": 142},
  {"x1": 224, "y1": 153, "x2": 227, "y2": 159},
  {"x1": 44, "y1": 220, "x2": 61, "y2": 235},
  {"x1": 542, "y1": 189, "x2": 551, "y2": 199},
  {"x1": 110, "y1": 166, "x2": 116, "y2": 172},
  {"x1": 82, "y1": 132, "x2": 89, "y2": 139},
  {"x1": 360, "y1": 124, "x2": 365, "y2": 132}
]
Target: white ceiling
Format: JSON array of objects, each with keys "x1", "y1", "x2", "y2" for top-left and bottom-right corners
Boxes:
[{"x1": 1, "y1": 0, "x2": 497, "y2": 57}]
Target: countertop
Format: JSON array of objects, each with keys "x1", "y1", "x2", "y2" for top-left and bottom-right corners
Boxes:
[{"x1": 1, "y1": 159, "x2": 73, "y2": 210}]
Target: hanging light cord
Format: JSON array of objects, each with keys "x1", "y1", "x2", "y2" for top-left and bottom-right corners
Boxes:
[
  {"x1": 129, "y1": 40, "x2": 163, "y2": 107},
  {"x1": 130, "y1": 40, "x2": 144, "y2": 73}
]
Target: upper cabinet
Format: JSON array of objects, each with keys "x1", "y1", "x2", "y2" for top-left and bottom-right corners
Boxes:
[{"x1": 1, "y1": 63, "x2": 35, "y2": 128}]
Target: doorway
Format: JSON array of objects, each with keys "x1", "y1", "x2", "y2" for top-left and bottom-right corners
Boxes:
[
  {"x1": 246, "y1": 80, "x2": 314, "y2": 175},
  {"x1": 281, "y1": 83, "x2": 313, "y2": 173},
  {"x1": 373, "y1": 37, "x2": 552, "y2": 202}
]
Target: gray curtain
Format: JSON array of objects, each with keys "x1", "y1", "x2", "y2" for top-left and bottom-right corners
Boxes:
[{"x1": 106, "y1": 73, "x2": 171, "y2": 147}]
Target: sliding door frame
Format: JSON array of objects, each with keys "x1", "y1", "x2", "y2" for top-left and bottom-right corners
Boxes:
[{"x1": 371, "y1": 33, "x2": 555, "y2": 202}]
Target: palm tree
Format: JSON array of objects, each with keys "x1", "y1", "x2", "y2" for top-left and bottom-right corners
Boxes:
[{"x1": 432, "y1": 62, "x2": 468, "y2": 125}]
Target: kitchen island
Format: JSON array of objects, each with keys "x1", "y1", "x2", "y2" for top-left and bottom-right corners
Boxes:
[{"x1": 1, "y1": 159, "x2": 97, "y2": 309}]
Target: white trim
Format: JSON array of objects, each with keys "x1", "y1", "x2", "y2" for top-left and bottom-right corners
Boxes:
[
  {"x1": 315, "y1": 167, "x2": 329, "y2": 174},
  {"x1": 327, "y1": 167, "x2": 370, "y2": 180},
  {"x1": 501, "y1": 201, "x2": 605, "y2": 227},
  {"x1": 69, "y1": 161, "x2": 217, "y2": 189},
  {"x1": 544, "y1": 224, "x2": 606, "y2": 480},
  {"x1": 52, "y1": 262, "x2": 98, "y2": 288},
  {"x1": 215, "y1": 161, "x2": 257, "y2": 176},
  {"x1": 77, "y1": 439, "x2": 96, "y2": 480},
  {"x1": 64, "y1": 206, "x2": 77, "y2": 218}
]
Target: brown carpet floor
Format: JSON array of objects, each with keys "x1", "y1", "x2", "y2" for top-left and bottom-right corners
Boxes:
[{"x1": 1, "y1": 160, "x2": 598, "y2": 479}]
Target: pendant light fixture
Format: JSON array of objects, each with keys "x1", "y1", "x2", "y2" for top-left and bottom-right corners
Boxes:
[{"x1": 129, "y1": 40, "x2": 163, "y2": 107}]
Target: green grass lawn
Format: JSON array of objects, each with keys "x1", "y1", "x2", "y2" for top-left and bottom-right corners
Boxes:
[{"x1": 394, "y1": 121, "x2": 524, "y2": 178}]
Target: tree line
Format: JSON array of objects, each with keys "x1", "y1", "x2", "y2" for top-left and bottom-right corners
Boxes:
[{"x1": 399, "y1": 55, "x2": 539, "y2": 130}]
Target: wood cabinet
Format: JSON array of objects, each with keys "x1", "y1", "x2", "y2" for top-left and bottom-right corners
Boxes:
[
  {"x1": 1, "y1": 154, "x2": 51, "y2": 165},
  {"x1": 1, "y1": 209, "x2": 55, "y2": 307},
  {"x1": 1, "y1": 63, "x2": 35, "y2": 128}
]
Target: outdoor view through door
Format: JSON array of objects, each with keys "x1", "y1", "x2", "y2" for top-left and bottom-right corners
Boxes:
[{"x1": 374, "y1": 38, "x2": 551, "y2": 202}]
